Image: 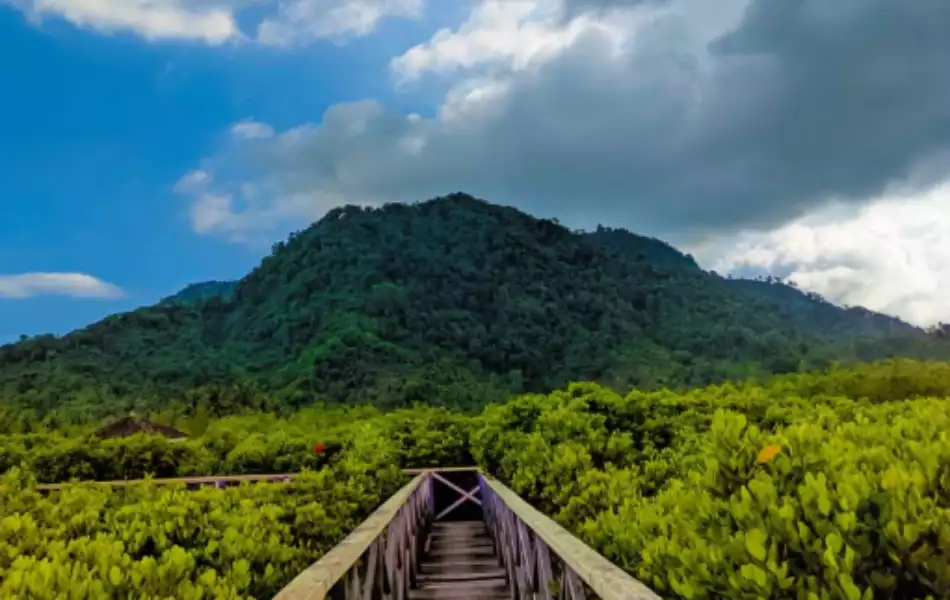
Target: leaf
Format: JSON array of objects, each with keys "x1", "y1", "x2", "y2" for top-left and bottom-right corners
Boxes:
[
  {"x1": 746, "y1": 528, "x2": 768, "y2": 562},
  {"x1": 826, "y1": 532, "x2": 843, "y2": 555},
  {"x1": 741, "y1": 564, "x2": 768, "y2": 588},
  {"x1": 837, "y1": 573, "x2": 862, "y2": 600},
  {"x1": 818, "y1": 493, "x2": 832, "y2": 516}
]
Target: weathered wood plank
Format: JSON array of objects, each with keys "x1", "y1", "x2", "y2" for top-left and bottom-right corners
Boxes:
[
  {"x1": 419, "y1": 558, "x2": 501, "y2": 573},
  {"x1": 408, "y1": 589, "x2": 509, "y2": 600},
  {"x1": 428, "y1": 545, "x2": 496, "y2": 557},
  {"x1": 429, "y1": 539, "x2": 494, "y2": 549},
  {"x1": 416, "y1": 579, "x2": 509, "y2": 591},
  {"x1": 34, "y1": 472, "x2": 299, "y2": 490},
  {"x1": 403, "y1": 467, "x2": 480, "y2": 474},
  {"x1": 421, "y1": 569, "x2": 507, "y2": 583},
  {"x1": 33, "y1": 467, "x2": 480, "y2": 491}
]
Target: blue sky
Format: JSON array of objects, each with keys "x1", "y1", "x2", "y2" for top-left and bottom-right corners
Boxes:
[
  {"x1": 0, "y1": 0, "x2": 454, "y2": 342},
  {"x1": 1, "y1": 0, "x2": 949, "y2": 341}
]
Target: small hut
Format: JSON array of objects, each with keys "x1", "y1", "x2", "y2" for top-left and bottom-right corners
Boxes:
[{"x1": 95, "y1": 416, "x2": 188, "y2": 440}]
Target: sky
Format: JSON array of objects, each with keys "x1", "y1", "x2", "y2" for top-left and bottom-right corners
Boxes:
[{"x1": 1, "y1": 0, "x2": 949, "y2": 342}]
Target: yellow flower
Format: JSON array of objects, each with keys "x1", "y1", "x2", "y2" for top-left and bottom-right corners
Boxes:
[{"x1": 757, "y1": 445, "x2": 782, "y2": 464}]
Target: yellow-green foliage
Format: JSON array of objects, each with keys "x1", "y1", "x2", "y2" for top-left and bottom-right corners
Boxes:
[
  {"x1": 0, "y1": 406, "x2": 467, "y2": 599},
  {"x1": 0, "y1": 405, "x2": 471, "y2": 483},
  {"x1": 469, "y1": 360, "x2": 950, "y2": 599},
  {"x1": 0, "y1": 465, "x2": 401, "y2": 599},
  {"x1": 3, "y1": 360, "x2": 950, "y2": 599}
]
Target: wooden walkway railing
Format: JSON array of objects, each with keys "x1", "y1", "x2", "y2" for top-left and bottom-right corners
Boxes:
[
  {"x1": 274, "y1": 468, "x2": 661, "y2": 600},
  {"x1": 480, "y1": 473, "x2": 660, "y2": 600},
  {"x1": 275, "y1": 473, "x2": 432, "y2": 600},
  {"x1": 31, "y1": 467, "x2": 476, "y2": 491}
]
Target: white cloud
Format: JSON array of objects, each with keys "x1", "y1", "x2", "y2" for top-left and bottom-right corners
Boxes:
[
  {"x1": 174, "y1": 126, "x2": 353, "y2": 241},
  {"x1": 184, "y1": 188, "x2": 353, "y2": 242},
  {"x1": 15, "y1": 0, "x2": 241, "y2": 44},
  {"x1": 699, "y1": 185, "x2": 950, "y2": 327},
  {"x1": 390, "y1": 0, "x2": 586, "y2": 82},
  {"x1": 190, "y1": 193, "x2": 237, "y2": 234},
  {"x1": 231, "y1": 120, "x2": 276, "y2": 140},
  {"x1": 0, "y1": 273, "x2": 125, "y2": 299},
  {"x1": 257, "y1": 0, "x2": 423, "y2": 44},
  {"x1": 7, "y1": 0, "x2": 420, "y2": 44},
  {"x1": 174, "y1": 169, "x2": 213, "y2": 194}
]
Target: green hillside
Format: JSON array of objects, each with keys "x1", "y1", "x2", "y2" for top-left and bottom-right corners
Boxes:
[
  {"x1": 582, "y1": 225, "x2": 703, "y2": 271},
  {"x1": 158, "y1": 281, "x2": 237, "y2": 306},
  {"x1": 1, "y1": 194, "x2": 947, "y2": 422}
]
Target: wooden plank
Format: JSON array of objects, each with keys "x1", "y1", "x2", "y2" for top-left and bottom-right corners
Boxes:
[
  {"x1": 419, "y1": 559, "x2": 501, "y2": 575},
  {"x1": 273, "y1": 474, "x2": 427, "y2": 600},
  {"x1": 403, "y1": 466, "x2": 480, "y2": 474},
  {"x1": 33, "y1": 467, "x2": 480, "y2": 491},
  {"x1": 415, "y1": 579, "x2": 508, "y2": 591},
  {"x1": 430, "y1": 521, "x2": 485, "y2": 529},
  {"x1": 481, "y1": 475, "x2": 661, "y2": 600},
  {"x1": 429, "y1": 537, "x2": 493, "y2": 549},
  {"x1": 408, "y1": 588, "x2": 508, "y2": 600},
  {"x1": 427, "y1": 545, "x2": 495, "y2": 557},
  {"x1": 420, "y1": 569, "x2": 507, "y2": 583},
  {"x1": 34, "y1": 472, "x2": 299, "y2": 491}
]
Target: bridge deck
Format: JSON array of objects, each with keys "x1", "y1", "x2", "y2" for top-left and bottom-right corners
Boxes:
[
  {"x1": 411, "y1": 520, "x2": 509, "y2": 600},
  {"x1": 270, "y1": 468, "x2": 661, "y2": 599}
]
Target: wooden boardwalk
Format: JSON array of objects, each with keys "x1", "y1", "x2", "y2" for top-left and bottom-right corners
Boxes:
[
  {"x1": 411, "y1": 521, "x2": 509, "y2": 600},
  {"x1": 274, "y1": 468, "x2": 663, "y2": 600}
]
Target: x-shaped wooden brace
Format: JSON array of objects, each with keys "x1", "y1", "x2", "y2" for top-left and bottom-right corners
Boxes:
[{"x1": 431, "y1": 472, "x2": 482, "y2": 521}]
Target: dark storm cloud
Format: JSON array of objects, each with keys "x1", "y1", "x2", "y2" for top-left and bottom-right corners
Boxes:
[
  {"x1": 706, "y1": 0, "x2": 950, "y2": 217},
  {"x1": 210, "y1": 0, "x2": 950, "y2": 240}
]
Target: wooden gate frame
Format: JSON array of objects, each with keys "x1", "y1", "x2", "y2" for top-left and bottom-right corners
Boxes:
[{"x1": 427, "y1": 469, "x2": 482, "y2": 522}]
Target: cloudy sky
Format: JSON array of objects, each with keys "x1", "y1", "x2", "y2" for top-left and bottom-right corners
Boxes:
[{"x1": 1, "y1": 0, "x2": 949, "y2": 341}]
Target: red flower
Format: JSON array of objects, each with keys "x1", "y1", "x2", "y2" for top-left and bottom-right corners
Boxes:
[{"x1": 313, "y1": 443, "x2": 326, "y2": 454}]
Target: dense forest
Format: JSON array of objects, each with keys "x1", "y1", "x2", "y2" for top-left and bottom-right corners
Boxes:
[
  {"x1": 158, "y1": 281, "x2": 237, "y2": 307},
  {"x1": 2, "y1": 360, "x2": 949, "y2": 598},
  {"x1": 2, "y1": 194, "x2": 949, "y2": 425}
]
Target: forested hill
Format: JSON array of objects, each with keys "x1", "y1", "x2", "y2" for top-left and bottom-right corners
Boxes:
[
  {"x1": 584, "y1": 226, "x2": 917, "y2": 338},
  {"x1": 158, "y1": 281, "x2": 236, "y2": 306},
  {"x1": 1, "y1": 193, "x2": 946, "y2": 421}
]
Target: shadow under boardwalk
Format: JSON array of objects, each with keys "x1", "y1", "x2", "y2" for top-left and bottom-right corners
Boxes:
[{"x1": 410, "y1": 520, "x2": 510, "y2": 600}]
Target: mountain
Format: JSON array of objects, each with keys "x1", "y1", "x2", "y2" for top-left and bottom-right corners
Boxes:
[
  {"x1": 724, "y1": 277, "x2": 918, "y2": 338},
  {"x1": 582, "y1": 226, "x2": 702, "y2": 272},
  {"x1": 583, "y1": 227, "x2": 918, "y2": 338},
  {"x1": 159, "y1": 281, "x2": 237, "y2": 306},
  {"x1": 1, "y1": 193, "x2": 946, "y2": 420}
]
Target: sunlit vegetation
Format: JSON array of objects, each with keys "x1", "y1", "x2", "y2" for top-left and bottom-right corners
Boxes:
[
  {"x1": 468, "y1": 359, "x2": 950, "y2": 599},
  {"x1": 0, "y1": 407, "x2": 469, "y2": 599},
  {"x1": 2, "y1": 360, "x2": 949, "y2": 598}
]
